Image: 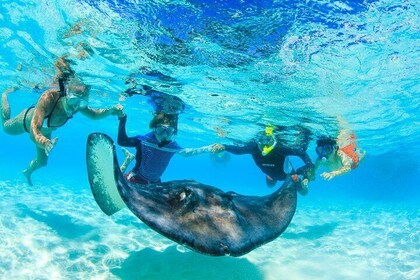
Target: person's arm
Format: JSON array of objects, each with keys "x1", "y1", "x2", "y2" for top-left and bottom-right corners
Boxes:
[
  {"x1": 178, "y1": 145, "x2": 214, "y2": 157},
  {"x1": 117, "y1": 114, "x2": 140, "y2": 147},
  {"x1": 30, "y1": 90, "x2": 58, "y2": 153},
  {"x1": 322, "y1": 150, "x2": 352, "y2": 180},
  {"x1": 222, "y1": 142, "x2": 255, "y2": 155},
  {"x1": 54, "y1": 56, "x2": 73, "y2": 76},
  {"x1": 80, "y1": 104, "x2": 122, "y2": 120},
  {"x1": 289, "y1": 148, "x2": 315, "y2": 181}
]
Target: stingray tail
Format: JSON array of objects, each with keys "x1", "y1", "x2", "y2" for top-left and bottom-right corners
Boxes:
[{"x1": 86, "y1": 133, "x2": 127, "y2": 216}]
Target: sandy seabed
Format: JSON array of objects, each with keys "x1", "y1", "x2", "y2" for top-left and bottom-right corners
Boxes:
[{"x1": 0, "y1": 180, "x2": 418, "y2": 280}]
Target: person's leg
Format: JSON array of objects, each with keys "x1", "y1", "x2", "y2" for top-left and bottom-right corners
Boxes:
[
  {"x1": 23, "y1": 135, "x2": 50, "y2": 186},
  {"x1": 1, "y1": 87, "x2": 26, "y2": 135},
  {"x1": 120, "y1": 147, "x2": 135, "y2": 172},
  {"x1": 1, "y1": 87, "x2": 15, "y2": 121}
]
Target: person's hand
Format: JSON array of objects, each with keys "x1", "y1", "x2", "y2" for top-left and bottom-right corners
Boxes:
[
  {"x1": 211, "y1": 144, "x2": 225, "y2": 153},
  {"x1": 321, "y1": 172, "x2": 335, "y2": 181},
  {"x1": 112, "y1": 104, "x2": 124, "y2": 117},
  {"x1": 291, "y1": 174, "x2": 300, "y2": 182},
  {"x1": 55, "y1": 56, "x2": 72, "y2": 71},
  {"x1": 44, "y1": 138, "x2": 58, "y2": 156}
]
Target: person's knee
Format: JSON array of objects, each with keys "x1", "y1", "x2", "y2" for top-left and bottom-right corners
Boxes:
[
  {"x1": 2, "y1": 118, "x2": 25, "y2": 135},
  {"x1": 36, "y1": 157, "x2": 48, "y2": 167},
  {"x1": 2, "y1": 121, "x2": 15, "y2": 134}
]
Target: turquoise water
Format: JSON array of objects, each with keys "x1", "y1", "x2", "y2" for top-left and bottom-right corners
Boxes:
[{"x1": 0, "y1": 0, "x2": 419, "y2": 279}]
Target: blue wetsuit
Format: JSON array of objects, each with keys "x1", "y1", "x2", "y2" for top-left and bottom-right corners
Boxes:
[
  {"x1": 224, "y1": 142, "x2": 315, "y2": 181},
  {"x1": 117, "y1": 115, "x2": 182, "y2": 184}
]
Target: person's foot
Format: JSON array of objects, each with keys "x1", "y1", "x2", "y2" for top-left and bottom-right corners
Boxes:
[
  {"x1": 124, "y1": 88, "x2": 141, "y2": 97},
  {"x1": 122, "y1": 148, "x2": 135, "y2": 162},
  {"x1": 3, "y1": 87, "x2": 18, "y2": 95},
  {"x1": 22, "y1": 169, "x2": 33, "y2": 186},
  {"x1": 120, "y1": 148, "x2": 135, "y2": 172}
]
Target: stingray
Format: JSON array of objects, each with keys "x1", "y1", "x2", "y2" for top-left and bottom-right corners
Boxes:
[{"x1": 86, "y1": 133, "x2": 298, "y2": 257}]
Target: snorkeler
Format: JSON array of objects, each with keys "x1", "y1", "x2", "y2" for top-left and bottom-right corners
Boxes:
[
  {"x1": 314, "y1": 131, "x2": 366, "y2": 181},
  {"x1": 213, "y1": 126, "x2": 315, "y2": 195},
  {"x1": 124, "y1": 84, "x2": 186, "y2": 115},
  {"x1": 117, "y1": 111, "x2": 214, "y2": 185},
  {"x1": 1, "y1": 59, "x2": 123, "y2": 185}
]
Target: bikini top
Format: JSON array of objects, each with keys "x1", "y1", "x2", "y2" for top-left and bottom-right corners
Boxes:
[{"x1": 23, "y1": 93, "x2": 73, "y2": 133}]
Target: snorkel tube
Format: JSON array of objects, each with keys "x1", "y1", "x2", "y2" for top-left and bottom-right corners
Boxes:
[{"x1": 261, "y1": 126, "x2": 277, "y2": 156}]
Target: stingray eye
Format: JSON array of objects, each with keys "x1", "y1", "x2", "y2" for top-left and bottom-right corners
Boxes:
[
  {"x1": 178, "y1": 188, "x2": 192, "y2": 201},
  {"x1": 179, "y1": 191, "x2": 186, "y2": 201},
  {"x1": 168, "y1": 188, "x2": 196, "y2": 209}
]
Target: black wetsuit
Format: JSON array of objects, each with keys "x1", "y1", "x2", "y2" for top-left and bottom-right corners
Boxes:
[{"x1": 224, "y1": 142, "x2": 315, "y2": 181}]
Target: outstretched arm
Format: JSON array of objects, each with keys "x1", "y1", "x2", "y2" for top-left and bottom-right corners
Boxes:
[
  {"x1": 80, "y1": 104, "x2": 122, "y2": 120},
  {"x1": 221, "y1": 142, "x2": 255, "y2": 155},
  {"x1": 321, "y1": 150, "x2": 352, "y2": 180},
  {"x1": 289, "y1": 148, "x2": 315, "y2": 181},
  {"x1": 178, "y1": 145, "x2": 214, "y2": 157}
]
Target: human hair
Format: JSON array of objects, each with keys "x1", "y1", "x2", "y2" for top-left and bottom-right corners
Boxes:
[{"x1": 316, "y1": 137, "x2": 337, "y2": 147}]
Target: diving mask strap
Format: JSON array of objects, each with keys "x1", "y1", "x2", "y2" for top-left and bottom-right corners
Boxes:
[
  {"x1": 61, "y1": 97, "x2": 74, "y2": 118},
  {"x1": 59, "y1": 77, "x2": 66, "y2": 96}
]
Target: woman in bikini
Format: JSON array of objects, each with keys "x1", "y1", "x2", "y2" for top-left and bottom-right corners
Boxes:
[{"x1": 1, "y1": 69, "x2": 123, "y2": 185}]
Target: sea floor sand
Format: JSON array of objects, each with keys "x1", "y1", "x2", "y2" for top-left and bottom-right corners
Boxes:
[{"x1": 0, "y1": 181, "x2": 418, "y2": 280}]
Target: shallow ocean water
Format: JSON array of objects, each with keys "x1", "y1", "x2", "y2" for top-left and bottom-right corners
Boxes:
[{"x1": 0, "y1": 0, "x2": 419, "y2": 279}]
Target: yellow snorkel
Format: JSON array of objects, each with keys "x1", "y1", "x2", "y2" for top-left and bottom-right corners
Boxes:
[
  {"x1": 265, "y1": 126, "x2": 274, "y2": 135},
  {"x1": 259, "y1": 126, "x2": 277, "y2": 156}
]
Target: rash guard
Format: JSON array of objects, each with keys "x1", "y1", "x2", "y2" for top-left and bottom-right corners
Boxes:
[{"x1": 118, "y1": 115, "x2": 212, "y2": 183}]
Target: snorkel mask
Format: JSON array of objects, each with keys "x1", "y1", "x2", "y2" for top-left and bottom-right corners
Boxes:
[
  {"x1": 154, "y1": 124, "x2": 176, "y2": 145},
  {"x1": 315, "y1": 138, "x2": 337, "y2": 161},
  {"x1": 65, "y1": 86, "x2": 89, "y2": 110},
  {"x1": 316, "y1": 145, "x2": 334, "y2": 161},
  {"x1": 256, "y1": 126, "x2": 277, "y2": 156}
]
